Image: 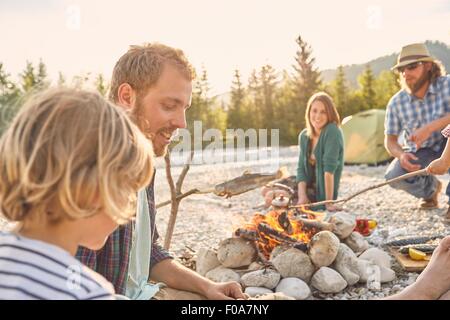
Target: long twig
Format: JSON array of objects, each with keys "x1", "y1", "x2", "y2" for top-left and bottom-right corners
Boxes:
[
  {"x1": 290, "y1": 168, "x2": 429, "y2": 209},
  {"x1": 163, "y1": 151, "x2": 179, "y2": 250},
  {"x1": 176, "y1": 150, "x2": 194, "y2": 192},
  {"x1": 163, "y1": 151, "x2": 196, "y2": 250},
  {"x1": 156, "y1": 188, "x2": 215, "y2": 209}
]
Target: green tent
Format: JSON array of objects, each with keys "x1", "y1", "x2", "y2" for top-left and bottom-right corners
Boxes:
[{"x1": 341, "y1": 109, "x2": 392, "y2": 165}]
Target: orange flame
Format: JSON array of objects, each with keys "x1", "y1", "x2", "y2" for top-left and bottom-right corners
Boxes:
[{"x1": 236, "y1": 207, "x2": 322, "y2": 258}]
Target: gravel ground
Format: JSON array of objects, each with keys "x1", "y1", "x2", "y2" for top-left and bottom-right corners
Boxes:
[
  {"x1": 1, "y1": 146, "x2": 449, "y2": 300},
  {"x1": 153, "y1": 147, "x2": 450, "y2": 300}
]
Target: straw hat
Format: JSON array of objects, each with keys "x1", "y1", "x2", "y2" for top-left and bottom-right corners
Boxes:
[{"x1": 391, "y1": 43, "x2": 435, "y2": 71}]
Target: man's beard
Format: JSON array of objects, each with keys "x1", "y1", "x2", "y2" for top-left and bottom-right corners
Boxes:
[
  {"x1": 401, "y1": 69, "x2": 430, "y2": 95},
  {"x1": 132, "y1": 98, "x2": 169, "y2": 158},
  {"x1": 152, "y1": 137, "x2": 169, "y2": 158}
]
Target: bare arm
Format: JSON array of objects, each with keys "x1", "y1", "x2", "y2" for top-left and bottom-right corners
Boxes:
[
  {"x1": 423, "y1": 113, "x2": 450, "y2": 133},
  {"x1": 324, "y1": 171, "x2": 341, "y2": 211},
  {"x1": 324, "y1": 172, "x2": 334, "y2": 201},
  {"x1": 297, "y1": 181, "x2": 309, "y2": 204},
  {"x1": 410, "y1": 113, "x2": 450, "y2": 148},
  {"x1": 385, "y1": 134, "x2": 421, "y2": 172},
  {"x1": 384, "y1": 134, "x2": 404, "y2": 159},
  {"x1": 150, "y1": 259, "x2": 246, "y2": 300},
  {"x1": 150, "y1": 259, "x2": 212, "y2": 294},
  {"x1": 427, "y1": 139, "x2": 450, "y2": 175}
]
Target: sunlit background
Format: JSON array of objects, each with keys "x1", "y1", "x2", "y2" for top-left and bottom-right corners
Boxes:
[{"x1": 1, "y1": 0, "x2": 449, "y2": 94}]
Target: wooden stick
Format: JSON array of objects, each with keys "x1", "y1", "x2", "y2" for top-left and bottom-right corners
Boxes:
[
  {"x1": 290, "y1": 168, "x2": 429, "y2": 209},
  {"x1": 156, "y1": 188, "x2": 214, "y2": 209},
  {"x1": 163, "y1": 151, "x2": 179, "y2": 250},
  {"x1": 163, "y1": 151, "x2": 196, "y2": 250}
]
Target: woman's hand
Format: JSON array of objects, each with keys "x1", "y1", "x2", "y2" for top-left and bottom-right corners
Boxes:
[{"x1": 426, "y1": 158, "x2": 449, "y2": 175}]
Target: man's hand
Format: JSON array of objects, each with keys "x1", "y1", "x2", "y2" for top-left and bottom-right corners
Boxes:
[
  {"x1": 426, "y1": 158, "x2": 449, "y2": 175},
  {"x1": 203, "y1": 281, "x2": 248, "y2": 300},
  {"x1": 399, "y1": 152, "x2": 421, "y2": 172},
  {"x1": 410, "y1": 125, "x2": 432, "y2": 149}
]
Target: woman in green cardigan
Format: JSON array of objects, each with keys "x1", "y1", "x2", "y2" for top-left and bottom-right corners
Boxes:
[{"x1": 296, "y1": 92, "x2": 344, "y2": 211}]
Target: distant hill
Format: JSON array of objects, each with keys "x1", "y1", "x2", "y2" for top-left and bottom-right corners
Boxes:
[{"x1": 321, "y1": 40, "x2": 450, "y2": 87}]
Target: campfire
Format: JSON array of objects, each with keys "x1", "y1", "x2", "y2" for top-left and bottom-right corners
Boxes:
[
  {"x1": 195, "y1": 208, "x2": 397, "y2": 300},
  {"x1": 234, "y1": 208, "x2": 326, "y2": 260}
]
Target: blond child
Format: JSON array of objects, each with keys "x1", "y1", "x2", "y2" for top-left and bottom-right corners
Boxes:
[
  {"x1": 426, "y1": 124, "x2": 450, "y2": 175},
  {"x1": 0, "y1": 88, "x2": 154, "y2": 299}
]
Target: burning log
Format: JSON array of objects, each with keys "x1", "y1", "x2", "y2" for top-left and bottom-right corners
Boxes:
[
  {"x1": 234, "y1": 228, "x2": 258, "y2": 241},
  {"x1": 257, "y1": 222, "x2": 308, "y2": 252},
  {"x1": 277, "y1": 211, "x2": 293, "y2": 234}
]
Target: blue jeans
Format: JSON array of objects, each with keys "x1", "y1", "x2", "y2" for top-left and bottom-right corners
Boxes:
[{"x1": 384, "y1": 144, "x2": 450, "y2": 203}]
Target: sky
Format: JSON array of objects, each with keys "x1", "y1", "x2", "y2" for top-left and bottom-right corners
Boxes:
[{"x1": 0, "y1": 0, "x2": 449, "y2": 95}]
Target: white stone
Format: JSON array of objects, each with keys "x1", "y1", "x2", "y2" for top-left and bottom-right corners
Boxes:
[
  {"x1": 250, "y1": 292, "x2": 295, "y2": 300},
  {"x1": 308, "y1": 231, "x2": 340, "y2": 267},
  {"x1": 205, "y1": 266, "x2": 240, "y2": 283},
  {"x1": 357, "y1": 259, "x2": 373, "y2": 283},
  {"x1": 275, "y1": 277, "x2": 311, "y2": 300},
  {"x1": 269, "y1": 245, "x2": 290, "y2": 261},
  {"x1": 344, "y1": 232, "x2": 370, "y2": 254},
  {"x1": 271, "y1": 248, "x2": 315, "y2": 282},
  {"x1": 195, "y1": 248, "x2": 221, "y2": 276},
  {"x1": 357, "y1": 259, "x2": 390, "y2": 286},
  {"x1": 244, "y1": 287, "x2": 273, "y2": 297},
  {"x1": 217, "y1": 237, "x2": 256, "y2": 268},
  {"x1": 240, "y1": 269, "x2": 281, "y2": 289},
  {"x1": 311, "y1": 267, "x2": 347, "y2": 293},
  {"x1": 359, "y1": 248, "x2": 391, "y2": 269},
  {"x1": 247, "y1": 262, "x2": 264, "y2": 271},
  {"x1": 329, "y1": 212, "x2": 356, "y2": 239},
  {"x1": 380, "y1": 266, "x2": 396, "y2": 283},
  {"x1": 332, "y1": 243, "x2": 360, "y2": 286}
]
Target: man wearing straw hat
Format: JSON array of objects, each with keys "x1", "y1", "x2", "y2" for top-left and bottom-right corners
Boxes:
[{"x1": 384, "y1": 42, "x2": 450, "y2": 218}]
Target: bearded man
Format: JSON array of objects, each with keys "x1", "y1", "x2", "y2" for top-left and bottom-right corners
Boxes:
[{"x1": 384, "y1": 42, "x2": 450, "y2": 218}]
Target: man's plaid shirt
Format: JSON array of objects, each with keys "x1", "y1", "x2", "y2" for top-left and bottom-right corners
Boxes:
[
  {"x1": 76, "y1": 175, "x2": 173, "y2": 295},
  {"x1": 385, "y1": 75, "x2": 450, "y2": 152}
]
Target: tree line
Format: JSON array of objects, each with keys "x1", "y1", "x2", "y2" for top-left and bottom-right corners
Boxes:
[{"x1": 0, "y1": 36, "x2": 400, "y2": 145}]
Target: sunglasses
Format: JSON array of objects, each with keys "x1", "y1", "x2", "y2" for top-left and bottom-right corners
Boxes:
[{"x1": 397, "y1": 61, "x2": 423, "y2": 73}]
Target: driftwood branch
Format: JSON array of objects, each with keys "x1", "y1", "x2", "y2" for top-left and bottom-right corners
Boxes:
[
  {"x1": 290, "y1": 168, "x2": 429, "y2": 209},
  {"x1": 156, "y1": 188, "x2": 215, "y2": 209},
  {"x1": 176, "y1": 150, "x2": 194, "y2": 192},
  {"x1": 163, "y1": 151, "x2": 195, "y2": 250}
]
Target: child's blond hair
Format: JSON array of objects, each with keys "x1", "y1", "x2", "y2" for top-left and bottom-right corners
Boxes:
[{"x1": 0, "y1": 88, "x2": 153, "y2": 225}]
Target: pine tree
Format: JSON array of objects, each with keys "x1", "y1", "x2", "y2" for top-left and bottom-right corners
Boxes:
[
  {"x1": 57, "y1": 72, "x2": 66, "y2": 87},
  {"x1": 228, "y1": 69, "x2": 246, "y2": 129},
  {"x1": 247, "y1": 69, "x2": 262, "y2": 129},
  {"x1": 275, "y1": 70, "x2": 297, "y2": 144},
  {"x1": 291, "y1": 36, "x2": 322, "y2": 128},
  {"x1": 95, "y1": 73, "x2": 108, "y2": 96},
  {"x1": 20, "y1": 61, "x2": 38, "y2": 93},
  {"x1": 358, "y1": 64, "x2": 377, "y2": 110},
  {"x1": 375, "y1": 70, "x2": 400, "y2": 109},
  {"x1": 330, "y1": 65, "x2": 349, "y2": 117},
  {"x1": 36, "y1": 59, "x2": 49, "y2": 90},
  {"x1": 0, "y1": 63, "x2": 22, "y2": 135},
  {"x1": 258, "y1": 64, "x2": 278, "y2": 129}
]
